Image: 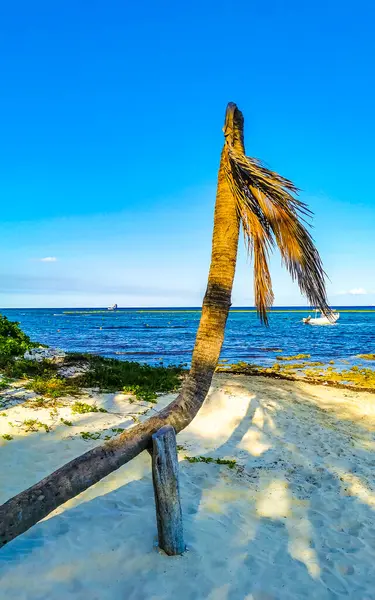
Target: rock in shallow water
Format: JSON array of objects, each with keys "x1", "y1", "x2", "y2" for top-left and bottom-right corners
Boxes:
[{"x1": 23, "y1": 347, "x2": 66, "y2": 363}]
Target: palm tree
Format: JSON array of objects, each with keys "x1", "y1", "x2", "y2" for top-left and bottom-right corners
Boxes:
[{"x1": 0, "y1": 103, "x2": 328, "y2": 547}]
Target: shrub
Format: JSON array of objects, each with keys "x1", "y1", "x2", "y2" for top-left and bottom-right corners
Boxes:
[
  {"x1": 0, "y1": 377, "x2": 11, "y2": 390},
  {"x1": 0, "y1": 315, "x2": 38, "y2": 365},
  {"x1": 3, "y1": 359, "x2": 57, "y2": 379}
]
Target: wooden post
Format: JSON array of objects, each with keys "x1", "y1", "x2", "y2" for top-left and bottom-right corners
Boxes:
[{"x1": 151, "y1": 425, "x2": 185, "y2": 555}]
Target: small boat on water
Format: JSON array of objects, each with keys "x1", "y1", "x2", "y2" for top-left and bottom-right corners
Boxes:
[
  {"x1": 302, "y1": 309, "x2": 339, "y2": 326},
  {"x1": 108, "y1": 303, "x2": 118, "y2": 311}
]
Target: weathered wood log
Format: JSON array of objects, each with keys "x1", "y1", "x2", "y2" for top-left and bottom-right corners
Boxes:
[
  {"x1": 152, "y1": 426, "x2": 185, "y2": 555},
  {"x1": 0, "y1": 376, "x2": 209, "y2": 548}
]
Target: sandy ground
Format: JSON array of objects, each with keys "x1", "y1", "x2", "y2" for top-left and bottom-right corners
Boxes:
[{"x1": 1, "y1": 375, "x2": 375, "y2": 599}]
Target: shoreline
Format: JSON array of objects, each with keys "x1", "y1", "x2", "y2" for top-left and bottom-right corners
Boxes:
[{"x1": 216, "y1": 366, "x2": 375, "y2": 394}]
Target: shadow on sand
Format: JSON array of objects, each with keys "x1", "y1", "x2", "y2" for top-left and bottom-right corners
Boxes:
[{"x1": 1, "y1": 375, "x2": 375, "y2": 599}]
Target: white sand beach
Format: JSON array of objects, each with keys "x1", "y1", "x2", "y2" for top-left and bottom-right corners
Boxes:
[{"x1": 1, "y1": 375, "x2": 375, "y2": 599}]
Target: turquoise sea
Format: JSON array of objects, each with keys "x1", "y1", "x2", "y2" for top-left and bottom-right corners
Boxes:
[{"x1": 1, "y1": 307, "x2": 374, "y2": 367}]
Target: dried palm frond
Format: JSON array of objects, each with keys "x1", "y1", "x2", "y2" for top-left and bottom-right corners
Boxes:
[{"x1": 224, "y1": 144, "x2": 329, "y2": 324}]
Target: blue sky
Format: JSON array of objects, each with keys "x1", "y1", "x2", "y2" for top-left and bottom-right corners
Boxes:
[{"x1": 1, "y1": 0, "x2": 374, "y2": 307}]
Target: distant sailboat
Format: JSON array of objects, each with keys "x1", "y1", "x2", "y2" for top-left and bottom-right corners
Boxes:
[
  {"x1": 108, "y1": 303, "x2": 118, "y2": 311},
  {"x1": 302, "y1": 309, "x2": 339, "y2": 326}
]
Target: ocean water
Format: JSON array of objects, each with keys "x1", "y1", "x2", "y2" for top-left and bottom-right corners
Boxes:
[{"x1": 1, "y1": 307, "x2": 374, "y2": 368}]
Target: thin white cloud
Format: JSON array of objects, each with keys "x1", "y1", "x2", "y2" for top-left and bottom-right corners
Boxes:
[
  {"x1": 338, "y1": 287, "x2": 367, "y2": 296},
  {"x1": 39, "y1": 257, "x2": 57, "y2": 262},
  {"x1": 348, "y1": 288, "x2": 367, "y2": 295}
]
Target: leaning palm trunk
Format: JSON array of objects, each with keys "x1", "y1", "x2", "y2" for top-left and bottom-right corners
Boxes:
[{"x1": 0, "y1": 103, "x2": 327, "y2": 548}]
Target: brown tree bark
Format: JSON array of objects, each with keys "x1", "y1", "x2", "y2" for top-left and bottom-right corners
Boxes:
[{"x1": 0, "y1": 103, "x2": 245, "y2": 548}]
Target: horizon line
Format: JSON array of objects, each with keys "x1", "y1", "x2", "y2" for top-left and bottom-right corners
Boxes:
[{"x1": 1, "y1": 305, "x2": 374, "y2": 310}]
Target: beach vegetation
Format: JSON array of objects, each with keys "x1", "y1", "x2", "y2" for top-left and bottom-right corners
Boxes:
[
  {"x1": 71, "y1": 401, "x2": 108, "y2": 414},
  {"x1": 28, "y1": 396, "x2": 65, "y2": 409},
  {"x1": 3, "y1": 358, "x2": 57, "y2": 379},
  {"x1": 63, "y1": 352, "x2": 93, "y2": 362},
  {"x1": 26, "y1": 377, "x2": 80, "y2": 398},
  {"x1": 21, "y1": 419, "x2": 51, "y2": 433},
  {"x1": 80, "y1": 431, "x2": 101, "y2": 441},
  {"x1": 0, "y1": 315, "x2": 39, "y2": 366},
  {"x1": 60, "y1": 418, "x2": 73, "y2": 426},
  {"x1": 2, "y1": 434, "x2": 13, "y2": 441},
  {"x1": 76, "y1": 355, "x2": 184, "y2": 396},
  {"x1": 123, "y1": 385, "x2": 158, "y2": 403},
  {"x1": 0, "y1": 377, "x2": 11, "y2": 390}
]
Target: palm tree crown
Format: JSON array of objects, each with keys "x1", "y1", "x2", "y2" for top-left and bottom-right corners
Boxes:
[{"x1": 224, "y1": 102, "x2": 328, "y2": 323}]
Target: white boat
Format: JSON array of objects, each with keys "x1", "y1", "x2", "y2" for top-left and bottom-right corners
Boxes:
[
  {"x1": 108, "y1": 303, "x2": 118, "y2": 311},
  {"x1": 302, "y1": 309, "x2": 339, "y2": 326}
]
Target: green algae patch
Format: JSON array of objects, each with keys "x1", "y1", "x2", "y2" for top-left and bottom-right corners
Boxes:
[
  {"x1": 217, "y1": 360, "x2": 375, "y2": 392},
  {"x1": 276, "y1": 354, "x2": 311, "y2": 361},
  {"x1": 299, "y1": 366, "x2": 375, "y2": 390}
]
